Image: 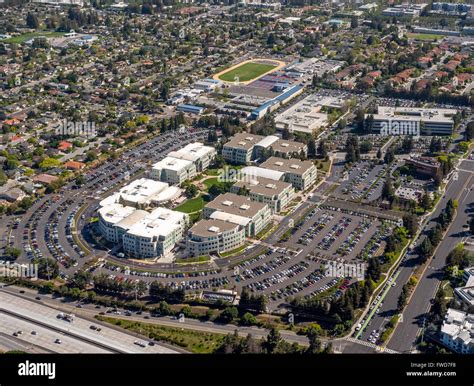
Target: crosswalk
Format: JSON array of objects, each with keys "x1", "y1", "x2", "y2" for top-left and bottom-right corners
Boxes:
[{"x1": 345, "y1": 337, "x2": 399, "y2": 354}]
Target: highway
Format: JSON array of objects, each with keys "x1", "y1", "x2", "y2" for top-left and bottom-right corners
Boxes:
[{"x1": 0, "y1": 287, "x2": 179, "y2": 354}]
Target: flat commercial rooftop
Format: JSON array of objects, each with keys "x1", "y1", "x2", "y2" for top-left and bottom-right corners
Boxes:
[
  {"x1": 205, "y1": 192, "x2": 267, "y2": 218},
  {"x1": 126, "y1": 207, "x2": 187, "y2": 239},
  {"x1": 152, "y1": 156, "x2": 194, "y2": 172},
  {"x1": 233, "y1": 176, "x2": 292, "y2": 196},
  {"x1": 189, "y1": 218, "x2": 240, "y2": 237},
  {"x1": 260, "y1": 157, "x2": 315, "y2": 175},
  {"x1": 168, "y1": 142, "x2": 215, "y2": 162},
  {"x1": 223, "y1": 132, "x2": 265, "y2": 150}
]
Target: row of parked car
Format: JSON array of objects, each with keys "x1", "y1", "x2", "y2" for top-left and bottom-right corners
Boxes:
[
  {"x1": 297, "y1": 211, "x2": 334, "y2": 246},
  {"x1": 244, "y1": 261, "x2": 310, "y2": 292}
]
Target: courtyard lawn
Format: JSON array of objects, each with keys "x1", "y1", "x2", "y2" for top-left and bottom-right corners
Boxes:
[
  {"x1": 174, "y1": 195, "x2": 205, "y2": 214},
  {"x1": 218, "y1": 62, "x2": 277, "y2": 82},
  {"x1": 203, "y1": 177, "x2": 219, "y2": 191}
]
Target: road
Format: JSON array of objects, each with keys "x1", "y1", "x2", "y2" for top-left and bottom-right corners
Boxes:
[
  {"x1": 388, "y1": 158, "x2": 474, "y2": 352},
  {"x1": 1, "y1": 284, "x2": 309, "y2": 347},
  {"x1": 0, "y1": 287, "x2": 179, "y2": 354}
]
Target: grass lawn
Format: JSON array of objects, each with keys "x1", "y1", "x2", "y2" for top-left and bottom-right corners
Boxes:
[
  {"x1": 175, "y1": 255, "x2": 210, "y2": 264},
  {"x1": 174, "y1": 195, "x2": 205, "y2": 214},
  {"x1": 2, "y1": 31, "x2": 66, "y2": 44},
  {"x1": 220, "y1": 242, "x2": 251, "y2": 257},
  {"x1": 96, "y1": 316, "x2": 226, "y2": 353},
  {"x1": 406, "y1": 33, "x2": 444, "y2": 41},
  {"x1": 205, "y1": 168, "x2": 221, "y2": 176},
  {"x1": 203, "y1": 177, "x2": 219, "y2": 191},
  {"x1": 218, "y1": 62, "x2": 277, "y2": 82}
]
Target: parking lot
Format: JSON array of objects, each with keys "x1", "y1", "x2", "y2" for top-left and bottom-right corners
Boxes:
[{"x1": 333, "y1": 161, "x2": 393, "y2": 203}]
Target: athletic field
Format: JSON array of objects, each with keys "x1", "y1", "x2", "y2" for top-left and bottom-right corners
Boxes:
[{"x1": 217, "y1": 62, "x2": 278, "y2": 83}]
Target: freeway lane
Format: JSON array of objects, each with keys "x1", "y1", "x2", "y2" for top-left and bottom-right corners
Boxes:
[
  {"x1": 388, "y1": 166, "x2": 474, "y2": 352},
  {"x1": 0, "y1": 288, "x2": 179, "y2": 354}
]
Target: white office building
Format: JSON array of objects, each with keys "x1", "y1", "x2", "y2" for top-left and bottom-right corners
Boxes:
[
  {"x1": 368, "y1": 106, "x2": 457, "y2": 136},
  {"x1": 168, "y1": 142, "x2": 217, "y2": 172},
  {"x1": 203, "y1": 193, "x2": 272, "y2": 237},
  {"x1": 231, "y1": 176, "x2": 295, "y2": 213},
  {"x1": 440, "y1": 308, "x2": 474, "y2": 354},
  {"x1": 151, "y1": 156, "x2": 197, "y2": 185},
  {"x1": 122, "y1": 207, "x2": 189, "y2": 258},
  {"x1": 187, "y1": 219, "x2": 246, "y2": 257}
]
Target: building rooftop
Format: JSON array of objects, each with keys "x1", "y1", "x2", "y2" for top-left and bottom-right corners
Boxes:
[
  {"x1": 272, "y1": 139, "x2": 306, "y2": 155},
  {"x1": 233, "y1": 176, "x2": 292, "y2": 197},
  {"x1": 441, "y1": 308, "x2": 474, "y2": 348},
  {"x1": 205, "y1": 192, "x2": 267, "y2": 218},
  {"x1": 260, "y1": 156, "x2": 315, "y2": 175},
  {"x1": 241, "y1": 166, "x2": 286, "y2": 181},
  {"x1": 223, "y1": 132, "x2": 265, "y2": 151},
  {"x1": 373, "y1": 106, "x2": 457, "y2": 123},
  {"x1": 152, "y1": 156, "x2": 194, "y2": 172},
  {"x1": 255, "y1": 135, "x2": 279, "y2": 149},
  {"x1": 98, "y1": 203, "x2": 142, "y2": 226},
  {"x1": 168, "y1": 142, "x2": 216, "y2": 163},
  {"x1": 126, "y1": 207, "x2": 188, "y2": 239},
  {"x1": 118, "y1": 178, "x2": 171, "y2": 205},
  {"x1": 189, "y1": 218, "x2": 240, "y2": 237}
]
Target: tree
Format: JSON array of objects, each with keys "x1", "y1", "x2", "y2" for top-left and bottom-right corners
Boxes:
[
  {"x1": 382, "y1": 175, "x2": 394, "y2": 201},
  {"x1": 240, "y1": 312, "x2": 258, "y2": 326},
  {"x1": 4, "y1": 247, "x2": 21, "y2": 260},
  {"x1": 263, "y1": 328, "x2": 281, "y2": 354},
  {"x1": 37, "y1": 258, "x2": 59, "y2": 280},
  {"x1": 185, "y1": 184, "x2": 198, "y2": 198},
  {"x1": 317, "y1": 139, "x2": 327, "y2": 159},
  {"x1": 418, "y1": 238, "x2": 434, "y2": 262},
  {"x1": 219, "y1": 306, "x2": 238, "y2": 323},
  {"x1": 26, "y1": 13, "x2": 40, "y2": 29},
  {"x1": 345, "y1": 135, "x2": 360, "y2": 163},
  {"x1": 403, "y1": 214, "x2": 418, "y2": 237},
  {"x1": 70, "y1": 271, "x2": 92, "y2": 290},
  {"x1": 384, "y1": 146, "x2": 395, "y2": 164},
  {"x1": 305, "y1": 330, "x2": 322, "y2": 354}
]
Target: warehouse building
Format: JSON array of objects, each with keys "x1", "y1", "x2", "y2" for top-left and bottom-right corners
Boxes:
[
  {"x1": 151, "y1": 156, "x2": 197, "y2": 185},
  {"x1": 203, "y1": 193, "x2": 271, "y2": 237},
  {"x1": 260, "y1": 157, "x2": 317, "y2": 190},
  {"x1": 187, "y1": 219, "x2": 246, "y2": 257},
  {"x1": 231, "y1": 176, "x2": 295, "y2": 213}
]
